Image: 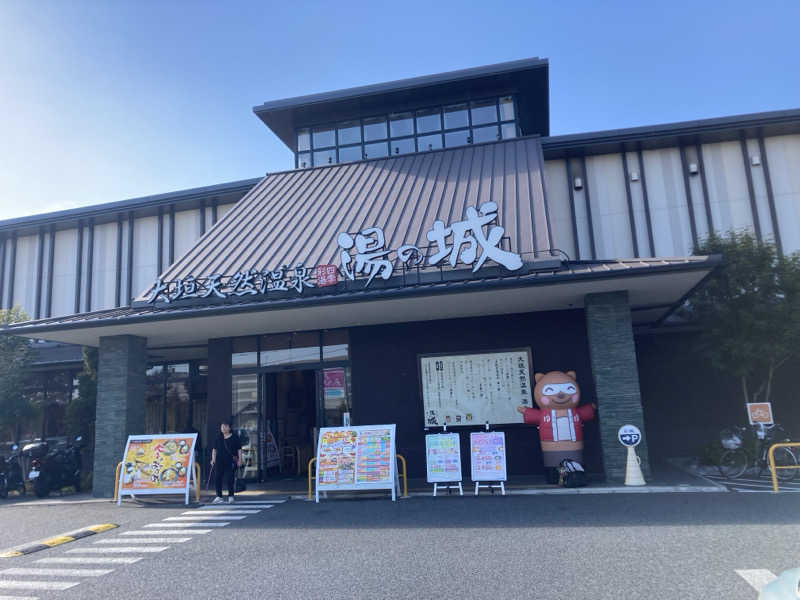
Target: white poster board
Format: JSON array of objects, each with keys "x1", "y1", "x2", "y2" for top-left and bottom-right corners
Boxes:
[
  {"x1": 315, "y1": 425, "x2": 398, "y2": 502},
  {"x1": 420, "y1": 350, "x2": 533, "y2": 427},
  {"x1": 117, "y1": 433, "x2": 197, "y2": 505},
  {"x1": 425, "y1": 433, "x2": 462, "y2": 483},
  {"x1": 470, "y1": 431, "x2": 507, "y2": 482}
]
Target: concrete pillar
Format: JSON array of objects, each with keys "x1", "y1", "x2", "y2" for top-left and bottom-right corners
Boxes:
[
  {"x1": 585, "y1": 291, "x2": 651, "y2": 482},
  {"x1": 92, "y1": 335, "x2": 147, "y2": 497}
]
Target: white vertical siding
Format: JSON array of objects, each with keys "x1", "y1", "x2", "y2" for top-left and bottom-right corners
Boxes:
[
  {"x1": 39, "y1": 233, "x2": 52, "y2": 318},
  {"x1": 120, "y1": 221, "x2": 130, "y2": 304},
  {"x1": 745, "y1": 137, "x2": 775, "y2": 244},
  {"x1": 543, "y1": 160, "x2": 576, "y2": 258},
  {"x1": 217, "y1": 203, "x2": 236, "y2": 220},
  {"x1": 91, "y1": 222, "x2": 118, "y2": 310},
  {"x1": 0, "y1": 238, "x2": 8, "y2": 307},
  {"x1": 626, "y1": 152, "x2": 652, "y2": 257},
  {"x1": 13, "y1": 234, "x2": 39, "y2": 316},
  {"x1": 765, "y1": 134, "x2": 800, "y2": 254},
  {"x1": 162, "y1": 211, "x2": 170, "y2": 272},
  {"x1": 80, "y1": 225, "x2": 90, "y2": 311},
  {"x1": 133, "y1": 216, "x2": 158, "y2": 299},
  {"x1": 641, "y1": 148, "x2": 693, "y2": 256},
  {"x1": 568, "y1": 159, "x2": 593, "y2": 259},
  {"x1": 682, "y1": 146, "x2": 710, "y2": 242},
  {"x1": 585, "y1": 154, "x2": 634, "y2": 259},
  {"x1": 51, "y1": 229, "x2": 78, "y2": 317},
  {"x1": 173, "y1": 209, "x2": 201, "y2": 262},
  {"x1": 702, "y1": 140, "x2": 754, "y2": 235}
]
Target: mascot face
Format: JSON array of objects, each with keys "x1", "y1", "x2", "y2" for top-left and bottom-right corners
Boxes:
[{"x1": 533, "y1": 371, "x2": 580, "y2": 409}]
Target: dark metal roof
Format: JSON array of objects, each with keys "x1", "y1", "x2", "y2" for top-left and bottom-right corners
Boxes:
[
  {"x1": 541, "y1": 108, "x2": 800, "y2": 159},
  {"x1": 4, "y1": 256, "x2": 720, "y2": 336},
  {"x1": 0, "y1": 177, "x2": 261, "y2": 234},
  {"x1": 146, "y1": 137, "x2": 552, "y2": 297},
  {"x1": 254, "y1": 58, "x2": 550, "y2": 150}
]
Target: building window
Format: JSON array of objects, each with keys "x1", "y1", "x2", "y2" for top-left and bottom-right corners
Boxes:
[{"x1": 295, "y1": 96, "x2": 519, "y2": 168}]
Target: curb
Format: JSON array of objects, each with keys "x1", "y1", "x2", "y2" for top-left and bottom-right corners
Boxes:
[{"x1": 0, "y1": 523, "x2": 118, "y2": 558}]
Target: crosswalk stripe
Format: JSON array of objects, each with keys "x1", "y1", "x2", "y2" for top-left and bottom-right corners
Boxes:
[
  {"x1": 94, "y1": 538, "x2": 191, "y2": 544},
  {"x1": 122, "y1": 530, "x2": 211, "y2": 535},
  {"x1": 0, "y1": 568, "x2": 113, "y2": 577},
  {"x1": 736, "y1": 569, "x2": 777, "y2": 591},
  {"x1": 163, "y1": 516, "x2": 246, "y2": 521},
  {"x1": 0, "y1": 595, "x2": 39, "y2": 599},
  {"x1": 200, "y1": 505, "x2": 274, "y2": 510},
  {"x1": 186, "y1": 510, "x2": 261, "y2": 514},
  {"x1": 145, "y1": 522, "x2": 228, "y2": 528},
  {"x1": 66, "y1": 547, "x2": 168, "y2": 554},
  {"x1": 0, "y1": 580, "x2": 79, "y2": 591},
  {"x1": 217, "y1": 499, "x2": 285, "y2": 504},
  {"x1": 36, "y1": 557, "x2": 141, "y2": 565}
]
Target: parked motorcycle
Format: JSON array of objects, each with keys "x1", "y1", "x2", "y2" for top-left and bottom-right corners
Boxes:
[
  {"x1": 27, "y1": 437, "x2": 83, "y2": 498},
  {"x1": 0, "y1": 445, "x2": 26, "y2": 498}
]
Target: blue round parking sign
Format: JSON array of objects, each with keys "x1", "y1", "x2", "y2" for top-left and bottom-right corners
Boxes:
[{"x1": 618, "y1": 425, "x2": 641, "y2": 447}]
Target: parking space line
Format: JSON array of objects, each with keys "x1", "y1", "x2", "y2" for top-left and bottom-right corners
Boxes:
[
  {"x1": 0, "y1": 568, "x2": 113, "y2": 577},
  {"x1": 186, "y1": 510, "x2": 261, "y2": 514},
  {"x1": 0, "y1": 580, "x2": 79, "y2": 591},
  {"x1": 144, "y1": 522, "x2": 228, "y2": 528},
  {"x1": 36, "y1": 557, "x2": 142, "y2": 565},
  {"x1": 123, "y1": 529, "x2": 211, "y2": 535},
  {"x1": 66, "y1": 547, "x2": 168, "y2": 554},
  {"x1": 94, "y1": 538, "x2": 191, "y2": 544},
  {"x1": 163, "y1": 516, "x2": 245, "y2": 521},
  {"x1": 736, "y1": 569, "x2": 777, "y2": 591}
]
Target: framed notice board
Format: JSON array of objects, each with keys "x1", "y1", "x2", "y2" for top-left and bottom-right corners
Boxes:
[
  {"x1": 425, "y1": 433, "x2": 462, "y2": 483},
  {"x1": 117, "y1": 433, "x2": 197, "y2": 505},
  {"x1": 419, "y1": 348, "x2": 534, "y2": 427},
  {"x1": 315, "y1": 425, "x2": 398, "y2": 502}
]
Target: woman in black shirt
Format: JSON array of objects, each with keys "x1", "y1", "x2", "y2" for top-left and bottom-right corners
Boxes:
[{"x1": 210, "y1": 420, "x2": 243, "y2": 504}]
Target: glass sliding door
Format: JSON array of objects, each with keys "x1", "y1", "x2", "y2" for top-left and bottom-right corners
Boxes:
[{"x1": 232, "y1": 374, "x2": 260, "y2": 480}]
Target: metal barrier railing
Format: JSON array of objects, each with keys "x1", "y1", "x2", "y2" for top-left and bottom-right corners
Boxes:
[
  {"x1": 307, "y1": 454, "x2": 408, "y2": 500},
  {"x1": 113, "y1": 461, "x2": 201, "y2": 502},
  {"x1": 767, "y1": 442, "x2": 800, "y2": 492}
]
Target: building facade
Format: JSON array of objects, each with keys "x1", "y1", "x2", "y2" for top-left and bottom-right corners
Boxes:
[{"x1": 2, "y1": 58, "x2": 799, "y2": 496}]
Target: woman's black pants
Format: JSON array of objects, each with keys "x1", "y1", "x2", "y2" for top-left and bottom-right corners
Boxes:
[{"x1": 214, "y1": 461, "x2": 235, "y2": 498}]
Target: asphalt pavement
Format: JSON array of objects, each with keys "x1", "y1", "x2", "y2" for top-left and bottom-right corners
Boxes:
[{"x1": 0, "y1": 492, "x2": 797, "y2": 599}]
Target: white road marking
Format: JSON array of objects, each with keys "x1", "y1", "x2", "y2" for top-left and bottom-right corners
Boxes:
[
  {"x1": 123, "y1": 529, "x2": 211, "y2": 535},
  {"x1": 219, "y1": 499, "x2": 285, "y2": 504},
  {"x1": 163, "y1": 516, "x2": 246, "y2": 521},
  {"x1": 186, "y1": 509, "x2": 261, "y2": 514},
  {"x1": 144, "y1": 522, "x2": 228, "y2": 528},
  {"x1": 199, "y1": 505, "x2": 274, "y2": 510},
  {"x1": 66, "y1": 547, "x2": 168, "y2": 554},
  {"x1": 736, "y1": 569, "x2": 777, "y2": 591},
  {"x1": 36, "y1": 557, "x2": 142, "y2": 565},
  {"x1": 0, "y1": 595, "x2": 39, "y2": 600},
  {"x1": 0, "y1": 568, "x2": 113, "y2": 577},
  {"x1": 0, "y1": 580, "x2": 79, "y2": 591},
  {"x1": 94, "y1": 538, "x2": 191, "y2": 544}
]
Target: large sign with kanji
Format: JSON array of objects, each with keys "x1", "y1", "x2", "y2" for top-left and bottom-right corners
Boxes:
[
  {"x1": 144, "y1": 202, "x2": 522, "y2": 304},
  {"x1": 420, "y1": 349, "x2": 534, "y2": 427}
]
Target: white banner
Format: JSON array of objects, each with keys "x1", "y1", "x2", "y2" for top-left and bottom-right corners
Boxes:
[
  {"x1": 470, "y1": 431, "x2": 507, "y2": 482},
  {"x1": 420, "y1": 350, "x2": 533, "y2": 427},
  {"x1": 425, "y1": 433, "x2": 462, "y2": 483}
]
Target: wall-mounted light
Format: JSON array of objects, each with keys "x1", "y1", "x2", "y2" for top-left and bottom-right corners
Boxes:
[
  {"x1": 751, "y1": 155, "x2": 761, "y2": 166},
  {"x1": 688, "y1": 163, "x2": 699, "y2": 175},
  {"x1": 630, "y1": 171, "x2": 640, "y2": 182},
  {"x1": 573, "y1": 177, "x2": 583, "y2": 190}
]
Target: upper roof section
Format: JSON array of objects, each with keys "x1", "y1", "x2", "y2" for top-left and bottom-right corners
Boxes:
[{"x1": 253, "y1": 58, "x2": 550, "y2": 151}]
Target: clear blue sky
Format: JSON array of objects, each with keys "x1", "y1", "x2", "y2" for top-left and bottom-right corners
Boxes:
[{"x1": 1, "y1": 0, "x2": 797, "y2": 219}]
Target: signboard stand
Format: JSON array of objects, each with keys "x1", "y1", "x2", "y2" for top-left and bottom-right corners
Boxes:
[
  {"x1": 426, "y1": 429, "x2": 463, "y2": 497},
  {"x1": 470, "y1": 429, "x2": 507, "y2": 497},
  {"x1": 117, "y1": 434, "x2": 198, "y2": 506},
  {"x1": 315, "y1": 425, "x2": 398, "y2": 502}
]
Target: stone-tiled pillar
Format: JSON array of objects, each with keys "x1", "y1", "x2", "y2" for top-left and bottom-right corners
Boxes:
[
  {"x1": 92, "y1": 335, "x2": 147, "y2": 497},
  {"x1": 585, "y1": 291, "x2": 651, "y2": 482}
]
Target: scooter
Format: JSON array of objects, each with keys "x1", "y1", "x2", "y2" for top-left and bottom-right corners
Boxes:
[
  {"x1": 0, "y1": 445, "x2": 26, "y2": 498},
  {"x1": 27, "y1": 437, "x2": 82, "y2": 498}
]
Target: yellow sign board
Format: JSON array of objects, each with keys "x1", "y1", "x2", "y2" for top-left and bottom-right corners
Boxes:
[{"x1": 117, "y1": 434, "x2": 197, "y2": 505}]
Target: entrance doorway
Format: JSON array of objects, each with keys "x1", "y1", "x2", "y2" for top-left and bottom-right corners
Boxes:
[{"x1": 262, "y1": 370, "x2": 317, "y2": 478}]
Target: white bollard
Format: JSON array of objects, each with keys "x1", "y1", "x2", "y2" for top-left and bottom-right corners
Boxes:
[{"x1": 624, "y1": 446, "x2": 646, "y2": 486}]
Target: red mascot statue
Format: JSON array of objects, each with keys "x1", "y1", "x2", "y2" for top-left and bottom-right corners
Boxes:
[{"x1": 517, "y1": 370, "x2": 595, "y2": 484}]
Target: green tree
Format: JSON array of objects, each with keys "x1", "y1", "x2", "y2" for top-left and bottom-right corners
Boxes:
[
  {"x1": 689, "y1": 232, "x2": 800, "y2": 405},
  {"x1": 65, "y1": 347, "x2": 98, "y2": 445},
  {"x1": 0, "y1": 308, "x2": 36, "y2": 442}
]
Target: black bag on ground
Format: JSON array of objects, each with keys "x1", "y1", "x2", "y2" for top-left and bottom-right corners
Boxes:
[{"x1": 558, "y1": 459, "x2": 587, "y2": 488}]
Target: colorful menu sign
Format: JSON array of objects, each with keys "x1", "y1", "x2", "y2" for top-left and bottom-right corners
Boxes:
[
  {"x1": 470, "y1": 431, "x2": 507, "y2": 482},
  {"x1": 117, "y1": 434, "x2": 197, "y2": 505},
  {"x1": 420, "y1": 350, "x2": 533, "y2": 427},
  {"x1": 425, "y1": 433, "x2": 462, "y2": 483},
  {"x1": 315, "y1": 425, "x2": 398, "y2": 501}
]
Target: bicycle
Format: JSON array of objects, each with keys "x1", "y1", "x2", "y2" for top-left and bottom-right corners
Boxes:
[{"x1": 718, "y1": 423, "x2": 798, "y2": 481}]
